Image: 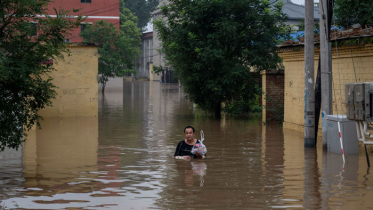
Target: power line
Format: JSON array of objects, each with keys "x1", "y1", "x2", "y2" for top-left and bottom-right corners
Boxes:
[
  {"x1": 85, "y1": 8, "x2": 120, "y2": 17},
  {"x1": 46, "y1": 3, "x2": 120, "y2": 19},
  {"x1": 77, "y1": 3, "x2": 119, "y2": 16},
  {"x1": 68, "y1": 21, "x2": 120, "y2": 40}
]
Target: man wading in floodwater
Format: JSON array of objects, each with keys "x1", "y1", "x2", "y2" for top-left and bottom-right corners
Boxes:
[{"x1": 173, "y1": 126, "x2": 206, "y2": 160}]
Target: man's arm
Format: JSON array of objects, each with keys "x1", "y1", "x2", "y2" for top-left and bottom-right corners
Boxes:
[
  {"x1": 173, "y1": 142, "x2": 182, "y2": 157},
  {"x1": 174, "y1": 156, "x2": 192, "y2": 160}
]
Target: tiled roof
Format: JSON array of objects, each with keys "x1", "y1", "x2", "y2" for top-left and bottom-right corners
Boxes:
[
  {"x1": 142, "y1": 32, "x2": 153, "y2": 39},
  {"x1": 280, "y1": 0, "x2": 319, "y2": 20},
  {"x1": 279, "y1": 26, "x2": 373, "y2": 47},
  {"x1": 269, "y1": 0, "x2": 319, "y2": 20}
]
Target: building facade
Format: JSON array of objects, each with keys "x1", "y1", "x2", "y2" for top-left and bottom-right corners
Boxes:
[
  {"x1": 47, "y1": 0, "x2": 120, "y2": 42},
  {"x1": 151, "y1": 0, "x2": 171, "y2": 82},
  {"x1": 135, "y1": 32, "x2": 153, "y2": 79}
]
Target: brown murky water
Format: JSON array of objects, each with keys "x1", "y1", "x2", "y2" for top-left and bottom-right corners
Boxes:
[{"x1": 1, "y1": 81, "x2": 373, "y2": 209}]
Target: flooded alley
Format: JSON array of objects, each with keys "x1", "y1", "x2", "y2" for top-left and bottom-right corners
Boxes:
[{"x1": 1, "y1": 81, "x2": 373, "y2": 209}]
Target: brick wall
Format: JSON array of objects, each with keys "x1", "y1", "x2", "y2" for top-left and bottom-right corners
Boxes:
[
  {"x1": 278, "y1": 44, "x2": 373, "y2": 131},
  {"x1": 47, "y1": 0, "x2": 120, "y2": 43},
  {"x1": 262, "y1": 70, "x2": 284, "y2": 124}
]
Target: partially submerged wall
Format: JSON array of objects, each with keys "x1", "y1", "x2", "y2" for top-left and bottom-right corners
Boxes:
[
  {"x1": 38, "y1": 44, "x2": 99, "y2": 117},
  {"x1": 279, "y1": 44, "x2": 373, "y2": 131}
]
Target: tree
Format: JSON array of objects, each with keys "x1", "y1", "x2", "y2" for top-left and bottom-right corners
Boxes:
[
  {"x1": 0, "y1": 0, "x2": 83, "y2": 151},
  {"x1": 119, "y1": 0, "x2": 143, "y2": 46},
  {"x1": 80, "y1": 5, "x2": 141, "y2": 92},
  {"x1": 154, "y1": 0, "x2": 290, "y2": 117},
  {"x1": 122, "y1": 0, "x2": 159, "y2": 31},
  {"x1": 334, "y1": 0, "x2": 373, "y2": 28}
]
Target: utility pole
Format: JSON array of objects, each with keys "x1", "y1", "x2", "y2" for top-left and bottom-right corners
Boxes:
[
  {"x1": 304, "y1": 0, "x2": 315, "y2": 147},
  {"x1": 320, "y1": 0, "x2": 333, "y2": 149}
]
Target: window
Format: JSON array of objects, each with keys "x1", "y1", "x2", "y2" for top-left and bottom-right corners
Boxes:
[
  {"x1": 81, "y1": 23, "x2": 92, "y2": 33},
  {"x1": 81, "y1": 23, "x2": 88, "y2": 32},
  {"x1": 29, "y1": 22, "x2": 37, "y2": 36},
  {"x1": 81, "y1": 0, "x2": 91, "y2": 3}
]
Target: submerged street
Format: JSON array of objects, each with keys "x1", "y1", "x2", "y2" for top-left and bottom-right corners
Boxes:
[{"x1": 1, "y1": 81, "x2": 373, "y2": 209}]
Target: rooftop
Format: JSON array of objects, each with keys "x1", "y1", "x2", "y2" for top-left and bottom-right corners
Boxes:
[
  {"x1": 279, "y1": 0, "x2": 319, "y2": 20},
  {"x1": 279, "y1": 24, "x2": 373, "y2": 47},
  {"x1": 142, "y1": 32, "x2": 153, "y2": 39}
]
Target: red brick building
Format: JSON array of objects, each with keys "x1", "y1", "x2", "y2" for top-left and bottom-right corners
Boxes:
[{"x1": 47, "y1": 0, "x2": 120, "y2": 42}]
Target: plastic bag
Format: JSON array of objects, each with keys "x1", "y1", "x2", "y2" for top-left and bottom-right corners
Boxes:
[{"x1": 191, "y1": 130, "x2": 207, "y2": 157}]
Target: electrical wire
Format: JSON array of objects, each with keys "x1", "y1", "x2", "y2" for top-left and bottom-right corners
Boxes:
[
  {"x1": 74, "y1": 8, "x2": 121, "y2": 38},
  {"x1": 335, "y1": 23, "x2": 344, "y2": 120},
  {"x1": 44, "y1": 4, "x2": 122, "y2": 41},
  {"x1": 84, "y1": 8, "x2": 120, "y2": 17},
  {"x1": 326, "y1": 0, "x2": 344, "y2": 121},
  {"x1": 78, "y1": 3, "x2": 119, "y2": 16},
  {"x1": 67, "y1": 21, "x2": 120, "y2": 40},
  {"x1": 331, "y1": 0, "x2": 346, "y2": 165},
  {"x1": 350, "y1": 44, "x2": 358, "y2": 83},
  {"x1": 47, "y1": 3, "x2": 120, "y2": 18}
]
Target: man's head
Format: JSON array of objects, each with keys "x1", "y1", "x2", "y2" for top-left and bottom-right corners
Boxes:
[
  {"x1": 184, "y1": 126, "x2": 195, "y2": 141},
  {"x1": 184, "y1": 126, "x2": 195, "y2": 133}
]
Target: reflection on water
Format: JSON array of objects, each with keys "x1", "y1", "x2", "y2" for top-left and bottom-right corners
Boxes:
[
  {"x1": 0, "y1": 146, "x2": 24, "y2": 205},
  {"x1": 1, "y1": 81, "x2": 373, "y2": 209}
]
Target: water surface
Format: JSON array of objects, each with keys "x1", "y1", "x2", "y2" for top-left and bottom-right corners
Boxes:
[{"x1": 1, "y1": 81, "x2": 373, "y2": 209}]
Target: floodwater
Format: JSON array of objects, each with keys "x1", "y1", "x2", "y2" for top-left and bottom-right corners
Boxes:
[{"x1": 1, "y1": 81, "x2": 373, "y2": 209}]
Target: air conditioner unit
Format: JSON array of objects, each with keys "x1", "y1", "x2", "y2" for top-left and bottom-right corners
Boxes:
[
  {"x1": 345, "y1": 83, "x2": 355, "y2": 120},
  {"x1": 345, "y1": 82, "x2": 373, "y2": 122}
]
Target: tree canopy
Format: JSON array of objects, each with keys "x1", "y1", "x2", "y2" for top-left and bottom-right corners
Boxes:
[
  {"x1": 334, "y1": 0, "x2": 373, "y2": 28},
  {"x1": 154, "y1": 0, "x2": 290, "y2": 117},
  {"x1": 119, "y1": 0, "x2": 143, "y2": 46},
  {"x1": 81, "y1": 3, "x2": 141, "y2": 92},
  {"x1": 0, "y1": 0, "x2": 83, "y2": 150},
  {"x1": 122, "y1": 0, "x2": 159, "y2": 31}
]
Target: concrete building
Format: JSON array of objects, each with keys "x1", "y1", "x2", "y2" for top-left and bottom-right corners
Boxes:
[
  {"x1": 135, "y1": 32, "x2": 154, "y2": 79},
  {"x1": 150, "y1": 0, "x2": 172, "y2": 83},
  {"x1": 47, "y1": 0, "x2": 120, "y2": 42}
]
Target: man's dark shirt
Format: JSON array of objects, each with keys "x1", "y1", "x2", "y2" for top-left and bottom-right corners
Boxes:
[{"x1": 174, "y1": 140, "x2": 202, "y2": 158}]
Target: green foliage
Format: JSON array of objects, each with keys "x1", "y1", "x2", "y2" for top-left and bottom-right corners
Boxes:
[
  {"x1": 334, "y1": 0, "x2": 373, "y2": 28},
  {"x1": 0, "y1": 0, "x2": 83, "y2": 150},
  {"x1": 153, "y1": 65, "x2": 164, "y2": 74},
  {"x1": 119, "y1": 0, "x2": 142, "y2": 46},
  {"x1": 297, "y1": 18, "x2": 320, "y2": 32},
  {"x1": 154, "y1": 0, "x2": 290, "y2": 117},
  {"x1": 223, "y1": 77, "x2": 262, "y2": 115},
  {"x1": 332, "y1": 36, "x2": 373, "y2": 48},
  {"x1": 80, "y1": 4, "x2": 141, "y2": 92},
  {"x1": 223, "y1": 95, "x2": 262, "y2": 115},
  {"x1": 122, "y1": 0, "x2": 159, "y2": 31}
]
